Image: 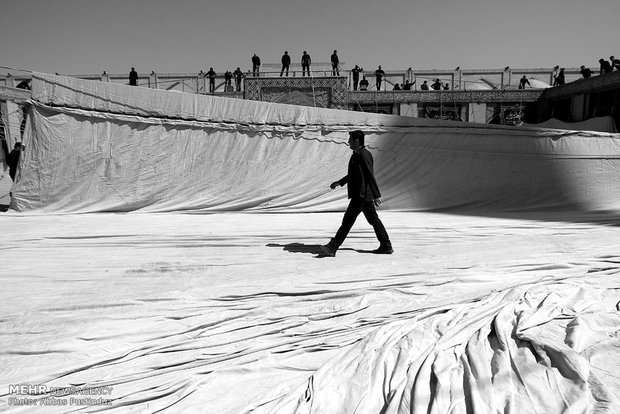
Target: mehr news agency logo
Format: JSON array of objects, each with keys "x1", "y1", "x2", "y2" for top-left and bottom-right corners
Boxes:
[{"x1": 7, "y1": 384, "x2": 114, "y2": 407}]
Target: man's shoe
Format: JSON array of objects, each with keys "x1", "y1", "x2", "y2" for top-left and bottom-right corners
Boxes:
[
  {"x1": 372, "y1": 245, "x2": 394, "y2": 255},
  {"x1": 320, "y1": 243, "x2": 337, "y2": 257}
]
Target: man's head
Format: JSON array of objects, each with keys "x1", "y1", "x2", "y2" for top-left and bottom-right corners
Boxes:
[
  {"x1": 14, "y1": 142, "x2": 24, "y2": 151},
  {"x1": 348, "y1": 130, "x2": 364, "y2": 152}
]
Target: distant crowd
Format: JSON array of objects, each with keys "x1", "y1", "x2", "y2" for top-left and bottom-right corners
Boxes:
[{"x1": 122, "y1": 53, "x2": 620, "y2": 93}]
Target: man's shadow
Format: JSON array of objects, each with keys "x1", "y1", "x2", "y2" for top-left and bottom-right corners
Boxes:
[{"x1": 266, "y1": 243, "x2": 374, "y2": 258}]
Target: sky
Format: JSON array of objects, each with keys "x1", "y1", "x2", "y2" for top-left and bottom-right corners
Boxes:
[{"x1": 1, "y1": 0, "x2": 620, "y2": 77}]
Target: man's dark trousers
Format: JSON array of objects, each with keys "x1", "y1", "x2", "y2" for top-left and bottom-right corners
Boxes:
[{"x1": 334, "y1": 197, "x2": 391, "y2": 247}]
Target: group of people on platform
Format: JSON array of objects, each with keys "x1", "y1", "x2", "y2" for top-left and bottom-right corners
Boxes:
[
  {"x1": 277, "y1": 51, "x2": 317, "y2": 77},
  {"x1": 123, "y1": 52, "x2": 620, "y2": 93},
  {"x1": 198, "y1": 68, "x2": 245, "y2": 93}
]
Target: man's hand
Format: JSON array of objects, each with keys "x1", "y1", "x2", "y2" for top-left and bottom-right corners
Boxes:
[
  {"x1": 374, "y1": 198, "x2": 382, "y2": 207},
  {"x1": 330, "y1": 181, "x2": 340, "y2": 190}
]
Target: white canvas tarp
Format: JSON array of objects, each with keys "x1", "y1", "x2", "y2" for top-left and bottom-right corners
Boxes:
[
  {"x1": 2, "y1": 73, "x2": 620, "y2": 414},
  {"x1": 9, "y1": 73, "x2": 620, "y2": 213}
]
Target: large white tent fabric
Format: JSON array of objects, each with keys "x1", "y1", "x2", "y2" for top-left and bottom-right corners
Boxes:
[
  {"x1": 9, "y1": 73, "x2": 620, "y2": 213},
  {"x1": 2, "y1": 74, "x2": 620, "y2": 414}
]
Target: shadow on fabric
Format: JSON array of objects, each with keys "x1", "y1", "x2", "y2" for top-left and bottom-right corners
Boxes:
[{"x1": 267, "y1": 243, "x2": 376, "y2": 258}]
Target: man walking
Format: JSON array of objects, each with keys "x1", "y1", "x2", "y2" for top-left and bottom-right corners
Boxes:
[{"x1": 321, "y1": 130, "x2": 393, "y2": 257}]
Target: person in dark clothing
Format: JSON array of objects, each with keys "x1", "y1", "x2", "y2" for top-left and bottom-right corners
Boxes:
[
  {"x1": 321, "y1": 130, "x2": 393, "y2": 257},
  {"x1": 402, "y1": 79, "x2": 415, "y2": 90},
  {"x1": 205, "y1": 67, "x2": 216, "y2": 93},
  {"x1": 420, "y1": 80, "x2": 429, "y2": 90},
  {"x1": 553, "y1": 68, "x2": 565, "y2": 86},
  {"x1": 374, "y1": 66, "x2": 385, "y2": 90},
  {"x1": 8, "y1": 142, "x2": 24, "y2": 181},
  {"x1": 359, "y1": 76, "x2": 369, "y2": 91},
  {"x1": 16, "y1": 79, "x2": 31, "y2": 90},
  {"x1": 518, "y1": 75, "x2": 531, "y2": 89},
  {"x1": 129, "y1": 67, "x2": 138, "y2": 86},
  {"x1": 611, "y1": 56, "x2": 620, "y2": 71},
  {"x1": 301, "y1": 51, "x2": 311, "y2": 76},
  {"x1": 331, "y1": 50, "x2": 340, "y2": 76},
  {"x1": 599, "y1": 58, "x2": 613, "y2": 75},
  {"x1": 280, "y1": 51, "x2": 291, "y2": 76},
  {"x1": 431, "y1": 79, "x2": 442, "y2": 90},
  {"x1": 233, "y1": 67, "x2": 244, "y2": 92},
  {"x1": 224, "y1": 70, "x2": 233, "y2": 91},
  {"x1": 252, "y1": 54, "x2": 261, "y2": 76},
  {"x1": 580, "y1": 66, "x2": 593, "y2": 79},
  {"x1": 351, "y1": 65, "x2": 362, "y2": 90}
]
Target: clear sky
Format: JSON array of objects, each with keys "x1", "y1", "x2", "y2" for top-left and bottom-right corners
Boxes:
[{"x1": 1, "y1": 0, "x2": 619, "y2": 76}]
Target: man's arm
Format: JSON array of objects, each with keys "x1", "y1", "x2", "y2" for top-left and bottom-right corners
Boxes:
[{"x1": 330, "y1": 176, "x2": 348, "y2": 189}]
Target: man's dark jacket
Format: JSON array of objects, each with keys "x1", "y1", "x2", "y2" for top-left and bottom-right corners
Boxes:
[{"x1": 337, "y1": 147, "x2": 381, "y2": 200}]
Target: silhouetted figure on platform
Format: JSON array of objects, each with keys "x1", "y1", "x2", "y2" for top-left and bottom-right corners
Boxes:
[
  {"x1": 374, "y1": 66, "x2": 385, "y2": 90},
  {"x1": 233, "y1": 67, "x2": 243, "y2": 92},
  {"x1": 16, "y1": 79, "x2": 31, "y2": 90},
  {"x1": 420, "y1": 80, "x2": 429, "y2": 90},
  {"x1": 129, "y1": 67, "x2": 138, "y2": 86},
  {"x1": 553, "y1": 68, "x2": 565, "y2": 86},
  {"x1": 331, "y1": 50, "x2": 340, "y2": 76},
  {"x1": 252, "y1": 54, "x2": 261, "y2": 76},
  {"x1": 280, "y1": 51, "x2": 291, "y2": 76},
  {"x1": 206, "y1": 68, "x2": 216, "y2": 93},
  {"x1": 321, "y1": 130, "x2": 393, "y2": 257},
  {"x1": 359, "y1": 76, "x2": 369, "y2": 91},
  {"x1": 301, "y1": 51, "x2": 311, "y2": 76},
  {"x1": 580, "y1": 66, "x2": 592, "y2": 79},
  {"x1": 224, "y1": 70, "x2": 233, "y2": 91},
  {"x1": 8, "y1": 142, "x2": 24, "y2": 181},
  {"x1": 351, "y1": 65, "x2": 362, "y2": 90},
  {"x1": 431, "y1": 79, "x2": 442, "y2": 90},
  {"x1": 518, "y1": 75, "x2": 531, "y2": 89},
  {"x1": 402, "y1": 79, "x2": 415, "y2": 90},
  {"x1": 393, "y1": 83, "x2": 401, "y2": 90},
  {"x1": 551, "y1": 65, "x2": 560, "y2": 84},
  {"x1": 599, "y1": 58, "x2": 613, "y2": 75},
  {"x1": 611, "y1": 56, "x2": 620, "y2": 71}
]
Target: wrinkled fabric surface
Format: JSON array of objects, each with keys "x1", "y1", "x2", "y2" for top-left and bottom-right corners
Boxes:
[{"x1": 1, "y1": 211, "x2": 619, "y2": 413}]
